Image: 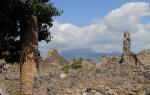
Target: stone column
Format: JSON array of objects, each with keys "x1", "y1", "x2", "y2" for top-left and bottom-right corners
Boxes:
[{"x1": 122, "y1": 31, "x2": 131, "y2": 63}]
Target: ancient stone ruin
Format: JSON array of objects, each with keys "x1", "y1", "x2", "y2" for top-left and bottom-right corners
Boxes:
[
  {"x1": 120, "y1": 31, "x2": 141, "y2": 66},
  {"x1": 100, "y1": 31, "x2": 141, "y2": 66},
  {"x1": 138, "y1": 49, "x2": 150, "y2": 64},
  {"x1": 122, "y1": 31, "x2": 131, "y2": 64}
]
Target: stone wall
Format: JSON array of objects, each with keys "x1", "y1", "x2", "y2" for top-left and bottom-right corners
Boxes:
[
  {"x1": 99, "y1": 32, "x2": 144, "y2": 66},
  {"x1": 138, "y1": 50, "x2": 150, "y2": 64}
]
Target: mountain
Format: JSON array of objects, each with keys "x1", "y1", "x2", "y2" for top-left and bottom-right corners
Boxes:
[{"x1": 61, "y1": 48, "x2": 121, "y2": 62}]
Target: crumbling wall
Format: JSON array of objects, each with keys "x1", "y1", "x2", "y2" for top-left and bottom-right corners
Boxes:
[
  {"x1": 138, "y1": 50, "x2": 150, "y2": 64},
  {"x1": 99, "y1": 32, "x2": 142, "y2": 66},
  {"x1": 120, "y1": 32, "x2": 141, "y2": 66}
]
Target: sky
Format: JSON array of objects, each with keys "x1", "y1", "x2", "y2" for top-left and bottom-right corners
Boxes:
[{"x1": 39, "y1": 0, "x2": 150, "y2": 56}]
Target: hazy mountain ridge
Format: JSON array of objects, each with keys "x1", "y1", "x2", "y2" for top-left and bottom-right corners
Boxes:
[{"x1": 61, "y1": 48, "x2": 121, "y2": 61}]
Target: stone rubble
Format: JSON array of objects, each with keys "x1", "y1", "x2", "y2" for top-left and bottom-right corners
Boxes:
[{"x1": 0, "y1": 32, "x2": 150, "y2": 95}]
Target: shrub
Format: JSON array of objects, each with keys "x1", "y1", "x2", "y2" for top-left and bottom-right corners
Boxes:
[
  {"x1": 71, "y1": 58, "x2": 82, "y2": 69},
  {"x1": 15, "y1": 90, "x2": 21, "y2": 95},
  {"x1": 62, "y1": 63, "x2": 70, "y2": 73}
]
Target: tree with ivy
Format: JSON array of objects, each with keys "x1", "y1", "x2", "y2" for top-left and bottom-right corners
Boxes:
[{"x1": 0, "y1": 0, "x2": 62, "y2": 94}]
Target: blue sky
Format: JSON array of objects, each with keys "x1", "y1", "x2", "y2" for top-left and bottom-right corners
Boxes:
[
  {"x1": 40, "y1": 0, "x2": 150, "y2": 56},
  {"x1": 52, "y1": 0, "x2": 150, "y2": 26}
]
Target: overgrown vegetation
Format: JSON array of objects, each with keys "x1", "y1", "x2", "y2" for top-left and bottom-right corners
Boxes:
[
  {"x1": 15, "y1": 90, "x2": 21, "y2": 95},
  {"x1": 71, "y1": 58, "x2": 83, "y2": 69},
  {"x1": 62, "y1": 58, "x2": 83, "y2": 73},
  {"x1": 62, "y1": 63, "x2": 70, "y2": 73}
]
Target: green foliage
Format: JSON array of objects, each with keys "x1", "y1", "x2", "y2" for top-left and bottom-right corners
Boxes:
[
  {"x1": 71, "y1": 58, "x2": 82, "y2": 69},
  {"x1": 15, "y1": 90, "x2": 21, "y2": 95},
  {"x1": 62, "y1": 64, "x2": 70, "y2": 73},
  {"x1": 0, "y1": 0, "x2": 62, "y2": 42},
  {"x1": 0, "y1": 0, "x2": 62, "y2": 61},
  {"x1": 0, "y1": 0, "x2": 62, "y2": 41},
  {"x1": 17, "y1": 0, "x2": 62, "y2": 42}
]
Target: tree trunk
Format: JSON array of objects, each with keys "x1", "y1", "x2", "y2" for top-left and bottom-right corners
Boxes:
[{"x1": 20, "y1": 15, "x2": 38, "y2": 95}]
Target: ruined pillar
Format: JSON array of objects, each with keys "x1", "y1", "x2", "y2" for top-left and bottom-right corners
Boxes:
[
  {"x1": 122, "y1": 31, "x2": 131, "y2": 63},
  {"x1": 123, "y1": 31, "x2": 130, "y2": 55}
]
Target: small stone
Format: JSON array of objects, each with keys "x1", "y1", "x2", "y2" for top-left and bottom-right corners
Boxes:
[
  {"x1": 83, "y1": 92, "x2": 90, "y2": 95},
  {"x1": 60, "y1": 73, "x2": 67, "y2": 79}
]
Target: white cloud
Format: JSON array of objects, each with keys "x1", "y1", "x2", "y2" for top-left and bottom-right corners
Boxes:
[{"x1": 39, "y1": 2, "x2": 150, "y2": 56}]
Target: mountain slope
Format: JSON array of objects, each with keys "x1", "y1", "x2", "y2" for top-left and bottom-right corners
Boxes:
[{"x1": 61, "y1": 48, "x2": 121, "y2": 61}]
